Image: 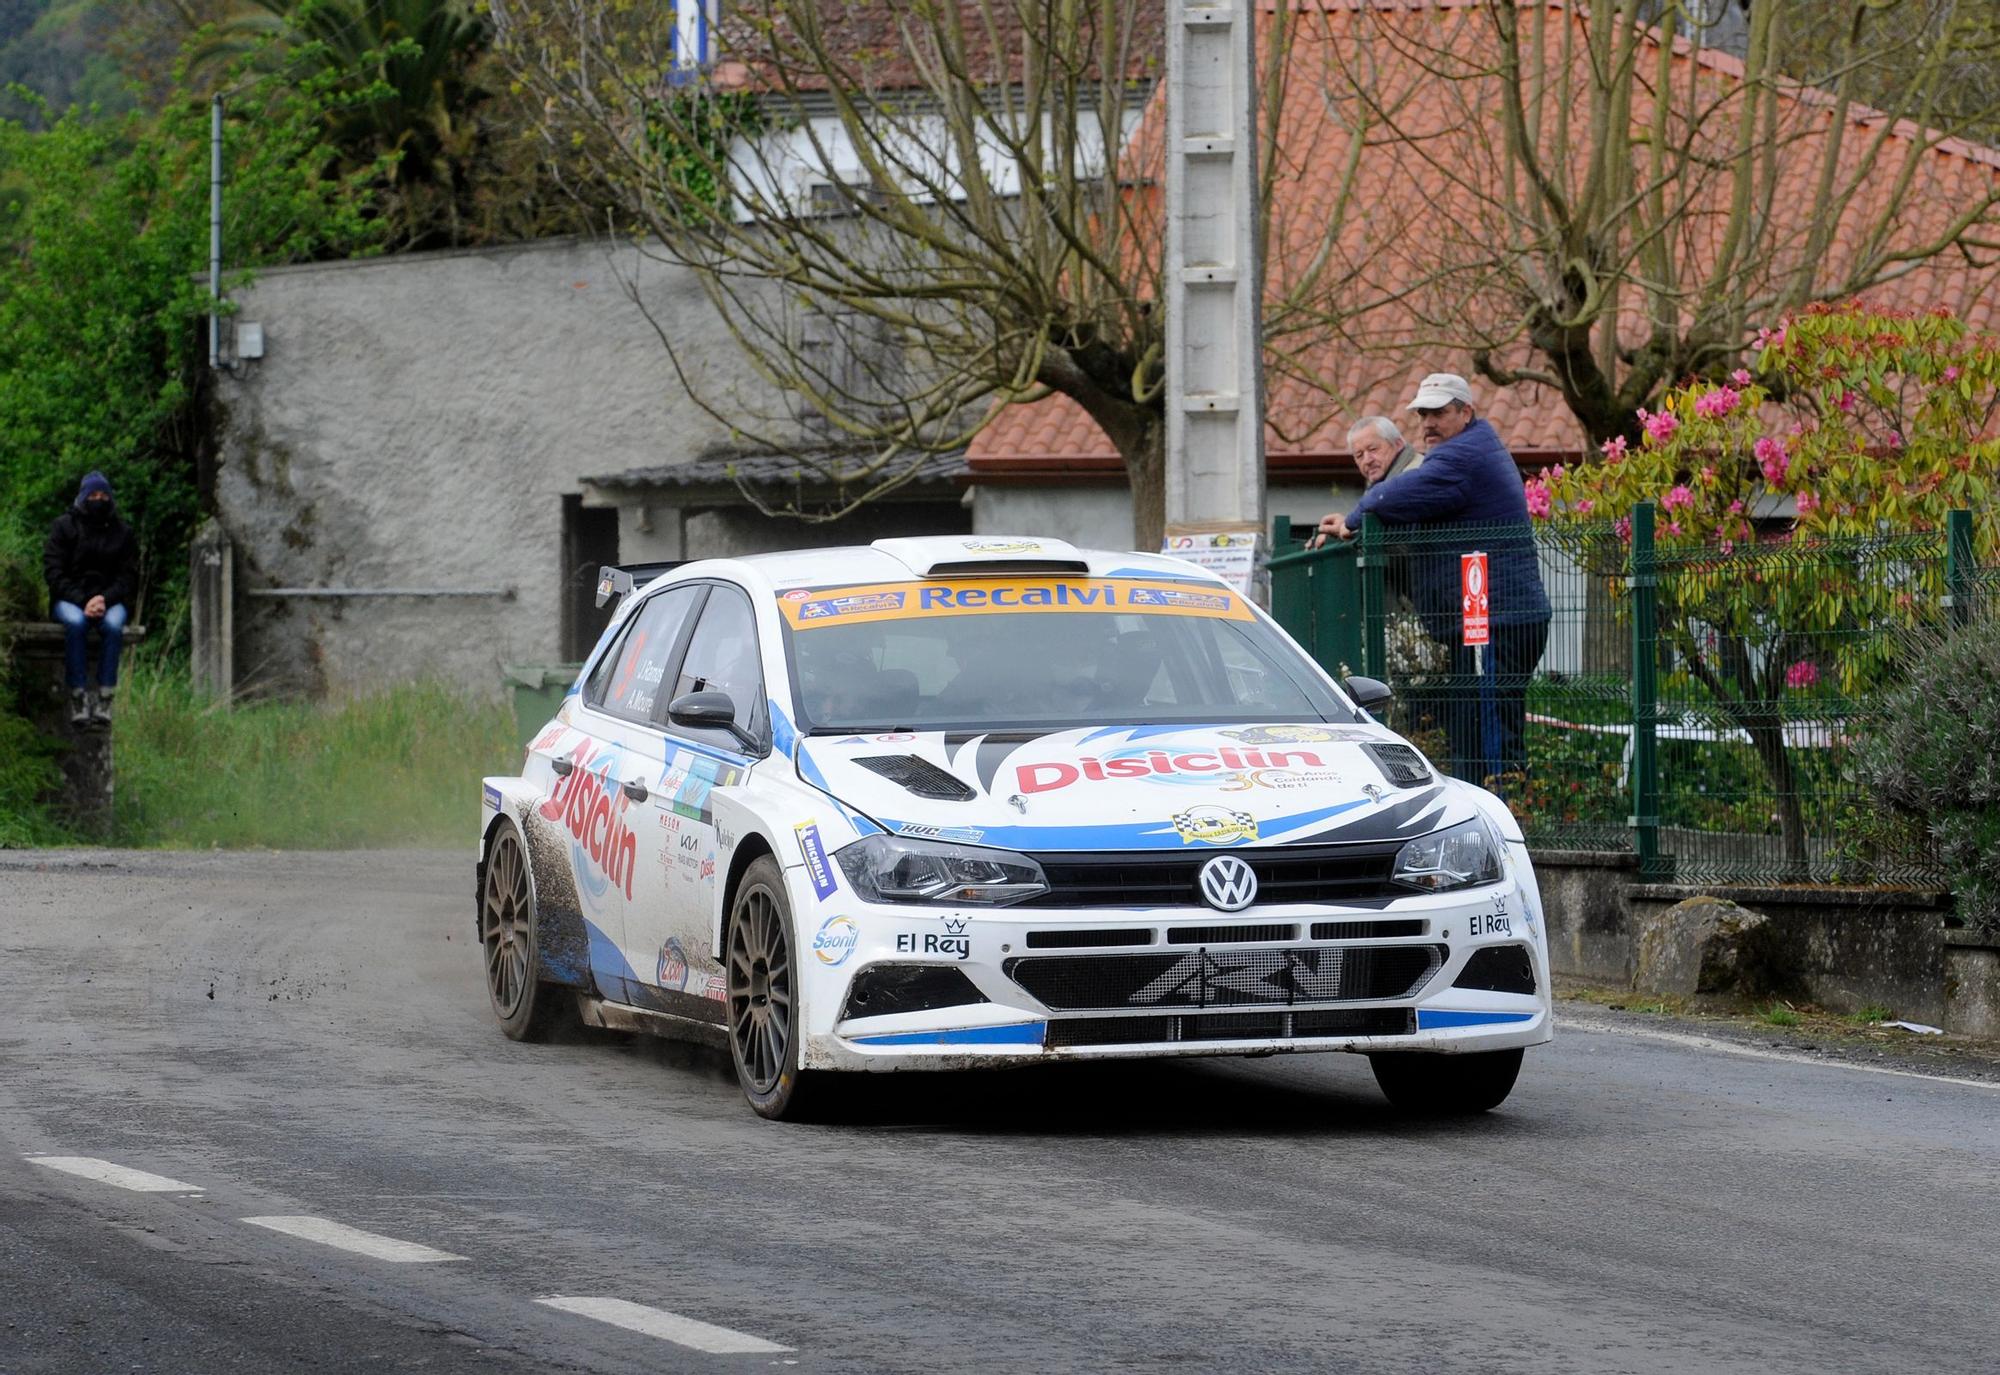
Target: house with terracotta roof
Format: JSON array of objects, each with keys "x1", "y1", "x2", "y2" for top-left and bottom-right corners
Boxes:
[{"x1": 963, "y1": 0, "x2": 2000, "y2": 548}]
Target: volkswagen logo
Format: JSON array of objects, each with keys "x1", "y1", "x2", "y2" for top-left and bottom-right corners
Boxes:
[{"x1": 1198, "y1": 855, "x2": 1258, "y2": 912}]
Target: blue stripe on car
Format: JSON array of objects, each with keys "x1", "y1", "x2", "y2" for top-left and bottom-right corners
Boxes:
[
  {"x1": 1415, "y1": 1009, "x2": 1537, "y2": 1030},
  {"x1": 851, "y1": 1021, "x2": 1047, "y2": 1047}
]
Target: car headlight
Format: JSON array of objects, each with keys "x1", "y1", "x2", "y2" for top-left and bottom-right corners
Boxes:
[
  {"x1": 1391, "y1": 817, "x2": 1504, "y2": 892},
  {"x1": 834, "y1": 834, "x2": 1050, "y2": 906}
]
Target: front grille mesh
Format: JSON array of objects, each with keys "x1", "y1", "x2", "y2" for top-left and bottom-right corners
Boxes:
[
  {"x1": 1166, "y1": 923, "x2": 1294, "y2": 945},
  {"x1": 1024, "y1": 927, "x2": 1153, "y2": 950},
  {"x1": 1310, "y1": 918, "x2": 1425, "y2": 940},
  {"x1": 1045, "y1": 1007, "x2": 1414, "y2": 1048},
  {"x1": 1024, "y1": 842, "x2": 1404, "y2": 908},
  {"x1": 1005, "y1": 943, "x2": 1444, "y2": 1011}
]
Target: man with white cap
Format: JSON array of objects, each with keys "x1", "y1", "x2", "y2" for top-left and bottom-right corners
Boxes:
[{"x1": 1317, "y1": 373, "x2": 1550, "y2": 789}]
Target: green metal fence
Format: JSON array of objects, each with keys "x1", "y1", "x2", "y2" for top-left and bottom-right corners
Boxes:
[{"x1": 1269, "y1": 506, "x2": 1980, "y2": 887}]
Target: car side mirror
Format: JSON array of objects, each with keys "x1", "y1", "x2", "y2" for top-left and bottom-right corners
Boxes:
[
  {"x1": 668, "y1": 690, "x2": 759, "y2": 751},
  {"x1": 1344, "y1": 675, "x2": 1393, "y2": 716}
]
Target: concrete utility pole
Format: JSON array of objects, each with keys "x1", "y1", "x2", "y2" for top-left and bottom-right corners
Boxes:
[{"x1": 1162, "y1": 0, "x2": 1266, "y2": 571}]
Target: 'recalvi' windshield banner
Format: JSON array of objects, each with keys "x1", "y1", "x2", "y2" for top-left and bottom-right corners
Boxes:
[
  {"x1": 797, "y1": 723, "x2": 1468, "y2": 853},
  {"x1": 774, "y1": 578, "x2": 1256, "y2": 630}
]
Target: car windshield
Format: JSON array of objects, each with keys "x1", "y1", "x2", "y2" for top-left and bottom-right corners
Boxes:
[{"x1": 779, "y1": 576, "x2": 1355, "y2": 732}]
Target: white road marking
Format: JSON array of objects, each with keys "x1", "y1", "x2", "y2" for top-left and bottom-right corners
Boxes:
[
  {"x1": 26, "y1": 1156, "x2": 204, "y2": 1193},
  {"x1": 536, "y1": 1296, "x2": 792, "y2": 1354},
  {"x1": 1565, "y1": 1019, "x2": 2000, "y2": 1091},
  {"x1": 239, "y1": 1216, "x2": 465, "y2": 1263}
]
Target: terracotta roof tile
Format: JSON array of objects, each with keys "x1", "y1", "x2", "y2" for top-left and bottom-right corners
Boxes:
[{"x1": 971, "y1": 0, "x2": 2000, "y2": 476}]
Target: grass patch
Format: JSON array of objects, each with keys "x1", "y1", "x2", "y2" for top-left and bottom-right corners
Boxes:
[
  {"x1": 113, "y1": 661, "x2": 520, "y2": 848},
  {"x1": 1847, "y1": 1004, "x2": 1894, "y2": 1025},
  {"x1": 1759, "y1": 1002, "x2": 1803, "y2": 1027}
]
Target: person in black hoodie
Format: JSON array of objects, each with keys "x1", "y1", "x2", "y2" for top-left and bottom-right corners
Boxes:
[{"x1": 43, "y1": 471, "x2": 139, "y2": 727}]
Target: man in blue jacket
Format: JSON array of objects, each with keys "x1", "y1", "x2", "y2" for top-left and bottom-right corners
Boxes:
[{"x1": 1317, "y1": 374, "x2": 1551, "y2": 789}]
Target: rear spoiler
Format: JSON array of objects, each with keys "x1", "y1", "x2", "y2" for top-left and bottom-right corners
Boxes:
[{"x1": 594, "y1": 561, "x2": 685, "y2": 609}]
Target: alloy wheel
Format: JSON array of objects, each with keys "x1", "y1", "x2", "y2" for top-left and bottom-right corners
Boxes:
[
  {"x1": 481, "y1": 830, "x2": 532, "y2": 1018},
  {"x1": 728, "y1": 886, "x2": 792, "y2": 1095}
]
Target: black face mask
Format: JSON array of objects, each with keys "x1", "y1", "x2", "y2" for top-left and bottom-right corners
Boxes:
[{"x1": 82, "y1": 498, "x2": 113, "y2": 523}]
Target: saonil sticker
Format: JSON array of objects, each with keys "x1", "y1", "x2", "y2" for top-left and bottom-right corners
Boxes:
[{"x1": 812, "y1": 916, "x2": 860, "y2": 966}]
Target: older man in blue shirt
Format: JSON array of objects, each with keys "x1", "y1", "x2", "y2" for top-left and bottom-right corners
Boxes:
[{"x1": 1318, "y1": 373, "x2": 1551, "y2": 789}]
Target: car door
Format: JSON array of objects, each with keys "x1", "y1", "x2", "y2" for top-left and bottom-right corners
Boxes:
[
  {"x1": 622, "y1": 581, "x2": 769, "y2": 1020},
  {"x1": 545, "y1": 582, "x2": 703, "y2": 1005}
]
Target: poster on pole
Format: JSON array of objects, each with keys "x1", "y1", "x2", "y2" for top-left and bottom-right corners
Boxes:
[
  {"x1": 1160, "y1": 528, "x2": 1260, "y2": 595},
  {"x1": 1461, "y1": 551, "x2": 1490, "y2": 646}
]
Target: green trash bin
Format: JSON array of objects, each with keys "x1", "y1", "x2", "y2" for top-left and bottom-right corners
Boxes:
[{"x1": 502, "y1": 663, "x2": 582, "y2": 750}]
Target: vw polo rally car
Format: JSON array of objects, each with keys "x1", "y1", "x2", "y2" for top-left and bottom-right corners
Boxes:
[{"x1": 477, "y1": 536, "x2": 1552, "y2": 1119}]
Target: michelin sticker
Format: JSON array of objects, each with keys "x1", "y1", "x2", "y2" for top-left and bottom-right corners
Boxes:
[
  {"x1": 813, "y1": 916, "x2": 859, "y2": 967},
  {"x1": 797, "y1": 822, "x2": 838, "y2": 899}
]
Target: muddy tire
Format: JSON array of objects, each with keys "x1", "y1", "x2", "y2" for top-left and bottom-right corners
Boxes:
[
  {"x1": 725, "y1": 857, "x2": 821, "y2": 1120},
  {"x1": 481, "y1": 822, "x2": 567, "y2": 1042},
  {"x1": 1369, "y1": 1047, "x2": 1523, "y2": 1115}
]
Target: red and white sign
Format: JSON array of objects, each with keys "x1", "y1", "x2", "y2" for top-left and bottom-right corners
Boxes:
[{"x1": 1461, "y1": 552, "x2": 1490, "y2": 647}]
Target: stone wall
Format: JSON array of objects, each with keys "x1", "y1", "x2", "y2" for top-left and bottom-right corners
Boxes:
[
  {"x1": 9, "y1": 623, "x2": 147, "y2": 838},
  {"x1": 1532, "y1": 849, "x2": 1995, "y2": 1036}
]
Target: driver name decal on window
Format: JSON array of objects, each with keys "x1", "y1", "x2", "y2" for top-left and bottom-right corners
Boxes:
[{"x1": 778, "y1": 579, "x2": 1253, "y2": 629}]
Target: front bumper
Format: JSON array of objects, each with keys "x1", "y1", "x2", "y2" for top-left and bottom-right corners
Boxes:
[{"x1": 793, "y1": 860, "x2": 1553, "y2": 1072}]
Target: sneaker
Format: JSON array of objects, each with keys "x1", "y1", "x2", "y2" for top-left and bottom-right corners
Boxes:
[
  {"x1": 69, "y1": 689, "x2": 91, "y2": 726},
  {"x1": 91, "y1": 689, "x2": 115, "y2": 726}
]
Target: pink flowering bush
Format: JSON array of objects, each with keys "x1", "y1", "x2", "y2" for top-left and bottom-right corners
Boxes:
[
  {"x1": 1693, "y1": 386, "x2": 1740, "y2": 419},
  {"x1": 1542, "y1": 301, "x2": 1996, "y2": 559},
  {"x1": 1536, "y1": 301, "x2": 2000, "y2": 876},
  {"x1": 1639, "y1": 408, "x2": 1679, "y2": 443}
]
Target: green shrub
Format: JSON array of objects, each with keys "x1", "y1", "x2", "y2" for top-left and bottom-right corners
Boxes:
[
  {"x1": 112, "y1": 661, "x2": 520, "y2": 848},
  {"x1": 1854, "y1": 611, "x2": 2000, "y2": 939},
  {"x1": 0, "y1": 509, "x2": 66, "y2": 845},
  {"x1": 0, "y1": 50, "x2": 383, "y2": 628}
]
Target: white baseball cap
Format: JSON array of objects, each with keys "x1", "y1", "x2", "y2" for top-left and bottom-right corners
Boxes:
[{"x1": 1405, "y1": 373, "x2": 1475, "y2": 410}]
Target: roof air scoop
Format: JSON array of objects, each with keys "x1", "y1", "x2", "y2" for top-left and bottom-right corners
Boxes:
[{"x1": 870, "y1": 536, "x2": 1090, "y2": 579}]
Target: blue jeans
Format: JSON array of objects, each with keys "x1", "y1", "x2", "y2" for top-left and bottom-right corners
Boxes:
[{"x1": 54, "y1": 601, "x2": 128, "y2": 690}]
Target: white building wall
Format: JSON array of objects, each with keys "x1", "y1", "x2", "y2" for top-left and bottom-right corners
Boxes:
[
  {"x1": 211, "y1": 237, "x2": 798, "y2": 698},
  {"x1": 970, "y1": 479, "x2": 1364, "y2": 555}
]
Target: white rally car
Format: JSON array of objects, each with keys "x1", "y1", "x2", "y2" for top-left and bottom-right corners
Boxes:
[{"x1": 478, "y1": 536, "x2": 1552, "y2": 1119}]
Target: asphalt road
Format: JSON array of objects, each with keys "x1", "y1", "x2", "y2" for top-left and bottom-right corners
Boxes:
[{"x1": 2, "y1": 850, "x2": 1995, "y2": 1375}]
